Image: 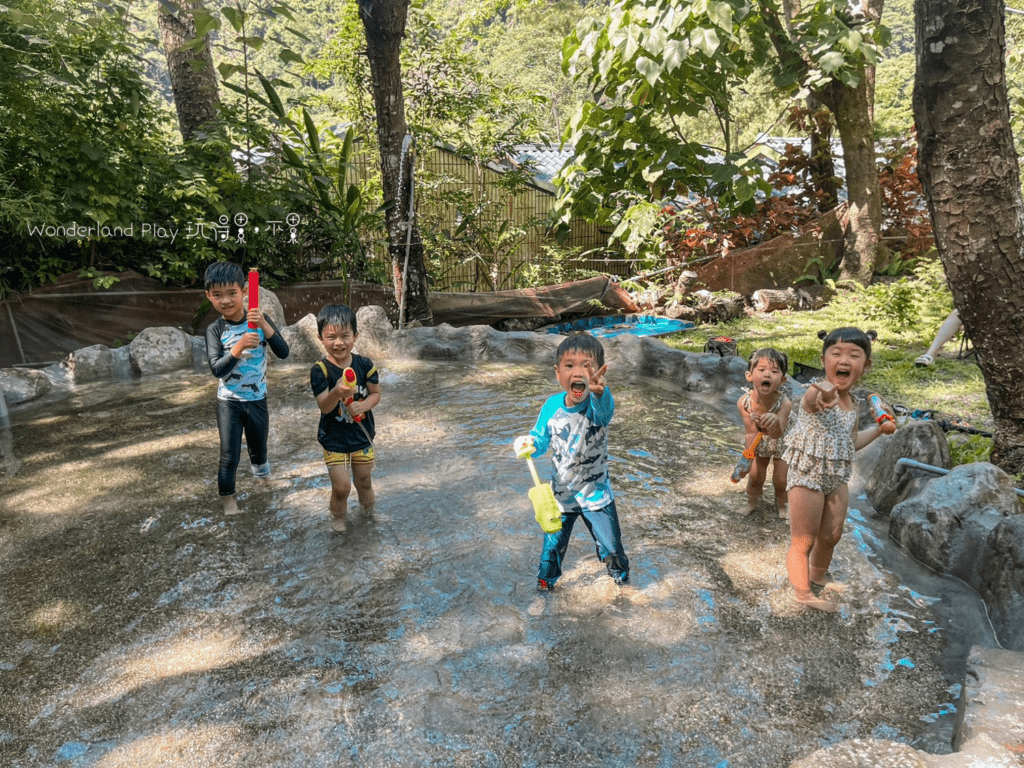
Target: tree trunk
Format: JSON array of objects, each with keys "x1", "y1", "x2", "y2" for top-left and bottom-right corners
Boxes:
[
  {"x1": 157, "y1": 1, "x2": 220, "y2": 142},
  {"x1": 818, "y1": 78, "x2": 888, "y2": 285},
  {"x1": 806, "y1": 97, "x2": 839, "y2": 213},
  {"x1": 914, "y1": 0, "x2": 1024, "y2": 475},
  {"x1": 759, "y1": 0, "x2": 888, "y2": 283},
  {"x1": 358, "y1": 0, "x2": 433, "y2": 327}
]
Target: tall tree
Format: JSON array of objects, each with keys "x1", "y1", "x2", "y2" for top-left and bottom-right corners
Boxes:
[
  {"x1": 914, "y1": 0, "x2": 1024, "y2": 473},
  {"x1": 758, "y1": 0, "x2": 890, "y2": 284},
  {"x1": 157, "y1": 0, "x2": 220, "y2": 141},
  {"x1": 358, "y1": 0, "x2": 432, "y2": 326}
]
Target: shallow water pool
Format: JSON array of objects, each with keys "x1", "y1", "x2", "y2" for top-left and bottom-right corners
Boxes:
[{"x1": 0, "y1": 360, "x2": 996, "y2": 767}]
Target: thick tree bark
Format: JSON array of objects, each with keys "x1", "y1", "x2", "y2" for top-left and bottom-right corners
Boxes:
[
  {"x1": 157, "y1": 1, "x2": 220, "y2": 142},
  {"x1": 914, "y1": 0, "x2": 1024, "y2": 474},
  {"x1": 358, "y1": 0, "x2": 432, "y2": 327}
]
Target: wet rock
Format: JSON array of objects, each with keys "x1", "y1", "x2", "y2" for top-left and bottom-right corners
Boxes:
[
  {"x1": 190, "y1": 336, "x2": 207, "y2": 373},
  {"x1": 390, "y1": 324, "x2": 474, "y2": 360},
  {"x1": 0, "y1": 367, "x2": 51, "y2": 405},
  {"x1": 605, "y1": 334, "x2": 748, "y2": 394},
  {"x1": 789, "y1": 737, "x2": 929, "y2": 766},
  {"x1": 355, "y1": 305, "x2": 394, "y2": 361},
  {"x1": 789, "y1": 732, "x2": 1020, "y2": 766},
  {"x1": 67, "y1": 344, "x2": 113, "y2": 383},
  {"x1": 889, "y1": 463, "x2": 1019, "y2": 588},
  {"x1": 387, "y1": 323, "x2": 560, "y2": 364},
  {"x1": 958, "y1": 646, "x2": 1024, "y2": 753},
  {"x1": 279, "y1": 313, "x2": 325, "y2": 364},
  {"x1": 977, "y1": 517, "x2": 1024, "y2": 650},
  {"x1": 256, "y1": 286, "x2": 286, "y2": 327},
  {"x1": 128, "y1": 326, "x2": 193, "y2": 376},
  {"x1": 865, "y1": 420, "x2": 951, "y2": 515}
]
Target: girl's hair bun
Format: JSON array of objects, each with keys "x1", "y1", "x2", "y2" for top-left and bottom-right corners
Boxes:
[
  {"x1": 866, "y1": 330, "x2": 878, "y2": 341},
  {"x1": 817, "y1": 329, "x2": 829, "y2": 340}
]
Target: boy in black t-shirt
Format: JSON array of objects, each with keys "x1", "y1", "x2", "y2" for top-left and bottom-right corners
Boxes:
[
  {"x1": 204, "y1": 262, "x2": 290, "y2": 515},
  {"x1": 309, "y1": 304, "x2": 381, "y2": 532}
]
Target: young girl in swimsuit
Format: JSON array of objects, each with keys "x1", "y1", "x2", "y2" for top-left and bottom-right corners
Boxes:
[
  {"x1": 782, "y1": 328, "x2": 894, "y2": 612},
  {"x1": 736, "y1": 348, "x2": 792, "y2": 519}
]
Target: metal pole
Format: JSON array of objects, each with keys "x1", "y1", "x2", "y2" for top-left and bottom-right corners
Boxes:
[{"x1": 896, "y1": 457, "x2": 1024, "y2": 499}]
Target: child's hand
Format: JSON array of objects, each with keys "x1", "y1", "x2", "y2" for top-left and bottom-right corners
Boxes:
[
  {"x1": 347, "y1": 398, "x2": 370, "y2": 419},
  {"x1": 588, "y1": 363, "x2": 608, "y2": 397},
  {"x1": 812, "y1": 381, "x2": 838, "y2": 410},
  {"x1": 513, "y1": 435, "x2": 535, "y2": 458},
  {"x1": 757, "y1": 412, "x2": 780, "y2": 435},
  {"x1": 232, "y1": 332, "x2": 260, "y2": 357},
  {"x1": 333, "y1": 377, "x2": 356, "y2": 400},
  {"x1": 246, "y1": 308, "x2": 269, "y2": 332}
]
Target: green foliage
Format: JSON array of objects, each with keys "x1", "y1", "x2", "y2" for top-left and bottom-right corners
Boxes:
[
  {"x1": 555, "y1": 0, "x2": 776, "y2": 256},
  {"x1": 516, "y1": 245, "x2": 601, "y2": 288},
  {"x1": 948, "y1": 434, "x2": 992, "y2": 467}
]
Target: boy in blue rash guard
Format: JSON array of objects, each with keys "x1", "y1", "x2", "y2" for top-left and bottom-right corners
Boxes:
[
  {"x1": 204, "y1": 262, "x2": 290, "y2": 515},
  {"x1": 514, "y1": 333, "x2": 629, "y2": 591}
]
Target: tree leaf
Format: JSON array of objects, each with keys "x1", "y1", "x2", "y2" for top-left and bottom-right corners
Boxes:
[{"x1": 222, "y1": 6, "x2": 244, "y2": 33}]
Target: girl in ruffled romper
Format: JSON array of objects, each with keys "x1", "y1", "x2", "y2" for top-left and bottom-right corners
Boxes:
[
  {"x1": 782, "y1": 328, "x2": 893, "y2": 612},
  {"x1": 736, "y1": 348, "x2": 792, "y2": 519}
]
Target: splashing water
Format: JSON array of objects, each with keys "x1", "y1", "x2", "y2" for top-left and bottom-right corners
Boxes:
[{"x1": 0, "y1": 360, "x2": 994, "y2": 767}]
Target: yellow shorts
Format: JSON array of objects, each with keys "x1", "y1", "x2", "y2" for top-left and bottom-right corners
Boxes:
[{"x1": 324, "y1": 447, "x2": 375, "y2": 467}]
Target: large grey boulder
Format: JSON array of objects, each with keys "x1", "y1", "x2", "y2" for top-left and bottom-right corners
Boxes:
[
  {"x1": 388, "y1": 323, "x2": 560, "y2": 364},
  {"x1": 957, "y1": 646, "x2": 1024, "y2": 753},
  {"x1": 279, "y1": 313, "x2": 325, "y2": 364},
  {"x1": 128, "y1": 327, "x2": 193, "y2": 376},
  {"x1": 253, "y1": 286, "x2": 286, "y2": 327},
  {"x1": 865, "y1": 420, "x2": 951, "y2": 515},
  {"x1": 0, "y1": 367, "x2": 51, "y2": 405},
  {"x1": 355, "y1": 305, "x2": 393, "y2": 361},
  {"x1": 889, "y1": 463, "x2": 1019, "y2": 588},
  {"x1": 602, "y1": 334, "x2": 749, "y2": 395},
  {"x1": 977, "y1": 516, "x2": 1024, "y2": 650},
  {"x1": 67, "y1": 344, "x2": 113, "y2": 384}
]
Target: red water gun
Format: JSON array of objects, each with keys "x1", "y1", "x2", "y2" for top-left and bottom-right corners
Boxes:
[
  {"x1": 869, "y1": 394, "x2": 897, "y2": 435},
  {"x1": 247, "y1": 269, "x2": 259, "y2": 329},
  {"x1": 342, "y1": 367, "x2": 363, "y2": 423}
]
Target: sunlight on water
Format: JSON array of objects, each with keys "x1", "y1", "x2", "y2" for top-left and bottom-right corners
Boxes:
[{"x1": 0, "y1": 360, "x2": 998, "y2": 766}]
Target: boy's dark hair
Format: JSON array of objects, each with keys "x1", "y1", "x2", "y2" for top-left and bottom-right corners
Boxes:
[
  {"x1": 556, "y1": 332, "x2": 604, "y2": 367},
  {"x1": 317, "y1": 304, "x2": 358, "y2": 336},
  {"x1": 204, "y1": 261, "x2": 246, "y2": 290},
  {"x1": 748, "y1": 347, "x2": 788, "y2": 375},
  {"x1": 818, "y1": 327, "x2": 877, "y2": 358}
]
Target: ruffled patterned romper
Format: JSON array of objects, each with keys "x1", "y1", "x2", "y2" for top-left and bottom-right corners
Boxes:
[
  {"x1": 742, "y1": 390, "x2": 788, "y2": 459},
  {"x1": 783, "y1": 390, "x2": 859, "y2": 496}
]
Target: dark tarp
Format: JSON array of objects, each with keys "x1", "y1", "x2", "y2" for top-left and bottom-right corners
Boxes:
[{"x1": 0, "y1": 272, "x2": 638, "y2": 368}]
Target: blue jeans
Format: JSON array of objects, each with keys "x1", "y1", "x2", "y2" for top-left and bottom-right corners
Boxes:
[{"x1": 538, "y1": 499, "x2": 629, "y2": 584}]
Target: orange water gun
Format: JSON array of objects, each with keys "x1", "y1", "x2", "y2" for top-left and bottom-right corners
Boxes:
[
  {"x1": 731, "y1": 432, "x2": 763, "y2": 483},
  {"x1": 869, "y1": 394, "x2": 897, "y2": 435}
]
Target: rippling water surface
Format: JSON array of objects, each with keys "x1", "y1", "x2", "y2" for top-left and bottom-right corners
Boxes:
[{"x1": 0, "y1": 360, "x2": 996, "y2": 767}]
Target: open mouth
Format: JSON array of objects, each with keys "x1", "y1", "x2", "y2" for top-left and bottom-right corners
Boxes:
[{"x1": 570, "y1": 381, "x2": 587, "y2": 398}]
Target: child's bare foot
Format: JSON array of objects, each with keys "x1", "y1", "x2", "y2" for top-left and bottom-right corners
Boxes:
[
  {"x1": 221, "y1": 494, "x2": 242, "y2": 515},
  {"x1": 740, "y1": 494, "x2": 759, "y2": 516},
  {"x1": 330, "y1": 513, "x2": 347, "y2": 532},
  {"x1": 777, "y1": 502, "x2": 789, "y2": 521},
  {"x1": 794, "y1": 590, "x2": 838, "y2": 612},
  {"x1": 814, "y1": 580, "x2": 846, "y2": 595},
  {"x1": 360, "y1": 503, "x2": 375, "y2": 516}
]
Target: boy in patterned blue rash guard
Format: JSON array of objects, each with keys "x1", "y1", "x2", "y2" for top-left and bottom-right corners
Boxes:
[
  {"x1": 514, "y1": 333, "x2": 629, "y2": 591},
  {"x1": 204, "y1": 262, "x2": 290, "y2": 515}
]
